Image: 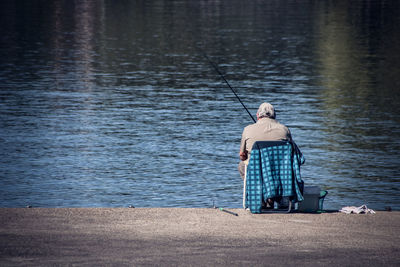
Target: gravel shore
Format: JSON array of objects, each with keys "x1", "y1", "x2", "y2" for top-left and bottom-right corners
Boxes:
[{"x1": 1, "y1": 208, "x2": 399, "y2": 266}]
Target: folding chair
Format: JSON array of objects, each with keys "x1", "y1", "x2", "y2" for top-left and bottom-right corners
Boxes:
[{"x1": 243, "y1": 141, "x2": 305, "y2": 214}]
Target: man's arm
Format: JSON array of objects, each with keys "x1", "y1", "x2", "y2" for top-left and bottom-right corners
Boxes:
[
  {"x1": 239, "y1": 151, "x2": 248, "y2": 161},
  {"x1": 239, "y1": 128, "x2": 248, "y2": 161}
]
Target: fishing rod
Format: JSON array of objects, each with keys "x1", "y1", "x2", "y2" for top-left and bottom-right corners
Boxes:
[
  {"x1": 202, "y1": 53, "x2": 256, "y2": 123},
  {"x1": 214, "y1": 204, "x2": 239, "y2": 216}
]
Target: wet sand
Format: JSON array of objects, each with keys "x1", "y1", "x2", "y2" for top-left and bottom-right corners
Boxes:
[{"x1": 1, "y1": 208, "x2": 399, "y2": 266}]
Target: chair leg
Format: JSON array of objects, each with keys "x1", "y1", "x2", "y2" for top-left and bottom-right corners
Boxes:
[
  {"x1": 243, "y1": 165, "x2": 247, "y2": 209},
  {"x1": 287, "y1": 201, "x2": 292, "y2": 213}
]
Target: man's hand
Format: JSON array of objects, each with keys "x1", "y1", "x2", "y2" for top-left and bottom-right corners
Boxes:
[{"x1": 239, "y1": 151, "x2": 248, "y2": 161}]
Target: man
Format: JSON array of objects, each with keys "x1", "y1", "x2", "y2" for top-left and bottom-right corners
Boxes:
[{"x1": 238, "y1": 102, "x2": 292, "y2": 179}]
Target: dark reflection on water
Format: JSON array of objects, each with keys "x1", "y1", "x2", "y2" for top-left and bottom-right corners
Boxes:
[{"x1": 1, "y1": 0, "x2": 399, "y2": 210}]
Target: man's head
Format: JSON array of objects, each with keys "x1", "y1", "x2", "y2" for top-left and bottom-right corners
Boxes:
[{"x1": 257, "y1": 102, "x2": 275, "y2": 119}]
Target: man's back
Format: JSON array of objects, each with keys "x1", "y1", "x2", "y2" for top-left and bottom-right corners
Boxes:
[{"x1": 240, "y1": 117, "x2": 291, "y2": 164}]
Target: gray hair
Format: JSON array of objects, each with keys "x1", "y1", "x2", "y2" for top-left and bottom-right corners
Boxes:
[{"x1": 257, "y1": 102, "x2": 275, "y2": 119}]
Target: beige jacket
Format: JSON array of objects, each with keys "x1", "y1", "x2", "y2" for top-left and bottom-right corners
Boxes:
[{"x1": 240, "y1": 117, "x2": 292, "y2": 165}]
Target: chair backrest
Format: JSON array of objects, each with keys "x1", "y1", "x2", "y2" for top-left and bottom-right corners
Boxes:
[{"x1": 244, "y1": 140, "x2": 304, "y2": 213}]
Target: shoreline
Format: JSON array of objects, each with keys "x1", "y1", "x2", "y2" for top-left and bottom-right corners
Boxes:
[{"x1": 1, "y1": 208, "x2": 399, "y2": 266}]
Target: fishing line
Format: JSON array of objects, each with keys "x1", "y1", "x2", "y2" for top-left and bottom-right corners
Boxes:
[
  {"x1": 198, "y1": 48, "x2": 253, "y2": 215},
  {"x1": 201, "y1": 51, "x2": 256, "y2": 123}
]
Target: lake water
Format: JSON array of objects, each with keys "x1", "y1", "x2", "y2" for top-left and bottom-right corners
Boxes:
[{"x1": 1, "y1": 0, "x2": 399, "y2": 210}]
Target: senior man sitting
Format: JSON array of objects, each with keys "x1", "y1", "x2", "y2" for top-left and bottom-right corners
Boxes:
[
  {"x1": 238, "y1": 102, "x2": 294, "y2": 208},
  {"x1": 238, "y1": 102, "x2": 293, "y2": 178}
]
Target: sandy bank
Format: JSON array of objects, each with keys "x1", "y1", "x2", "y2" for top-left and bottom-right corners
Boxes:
[{"x1": 0, "y1": 208, "x2": 399, "y2": 266}]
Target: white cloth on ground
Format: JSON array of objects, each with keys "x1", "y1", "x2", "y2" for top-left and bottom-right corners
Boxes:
[{"x1": 339, "y1": 205, "x2": 376, "y2": 214}]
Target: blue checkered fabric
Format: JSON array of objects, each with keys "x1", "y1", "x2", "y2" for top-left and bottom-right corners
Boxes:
[{"x1": 245, "y1": 141, "x2": 305, "y2": 214}]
